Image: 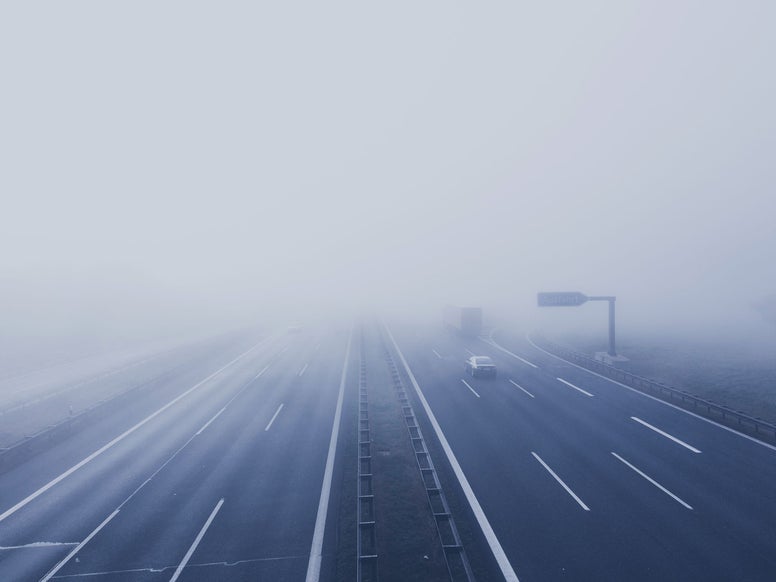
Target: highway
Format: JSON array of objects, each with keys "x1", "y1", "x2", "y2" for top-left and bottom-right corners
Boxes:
[
  {"x1": 1, "y1": 322, "x2": 774, "y2": 581},
  {"x1": 0, "y1": 328, "x2": 353, "y2": 581},
  {"x1": 387, "y1": 324, "x2": 776, "y2": 581}
]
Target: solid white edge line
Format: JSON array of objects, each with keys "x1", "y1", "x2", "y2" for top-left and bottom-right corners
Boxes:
[
  {"x1": 385, "y1": 324, "x2": 520, "y2": 582},
  {"x1": 631, "y1": 417, "x2": 702, "y2": 453},
  {"x1": 611, "y1": 452, "x2": 693, "y2": 510},
  {"x1": 299, "y1": 363, "x2": 309, "y2": 377},
  {"x1": 195, "y1": 407, "x2": 227, "y2": 436},
  {"x1": 482, "y1": 335, "x2": 539, "y2": 368},
  {"x1": 531, "y1": 452, "x2": 590, "y2": 511},
  {"x1": 40, "y1": 509, "x2": 120, "y2": 581},
  {"x1": 460, "y1": 379, "x2": 481, "y2": 398},
  {"x1": 432, "y1": 349, "x2": 443, "y2": 359},
  {"x1": 0, "y1": 336, "x2": 272, "y2": 525},
  {"x1": 169, "y1": 498, "x2": 225, "y2": 582},
  {"x1": 525, "y1": 334, "x2": 776, "y2": 453},
  {"x1": 465, "y1": 348, "x2": 476, "y2": 356},
  {"x1": 305, "y1": 327, "x2": 352, "y2": 582},
  {"x1": 508, "y1": 379, "x2": 535, "y2": 398},
  {"x1": 556, "y1": 377, "x2": 594, "y2": 397},
  {"x1": 265, "y1": 403, "x2": 285, "y2": 431}
]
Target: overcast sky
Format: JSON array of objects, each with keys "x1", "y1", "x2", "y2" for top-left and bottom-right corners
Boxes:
[{"x1": 2, "y1": 2, "x2": 775, "y2": 338}]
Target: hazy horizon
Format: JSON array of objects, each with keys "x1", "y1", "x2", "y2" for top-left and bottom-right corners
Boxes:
[{"x1": 3, "y1": 2, "x2": 775, "y2": 343}]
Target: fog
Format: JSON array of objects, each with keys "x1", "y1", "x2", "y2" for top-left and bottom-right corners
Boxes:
[{"x1": 2, "y1": 2, "x2": 776, "y2": 346}]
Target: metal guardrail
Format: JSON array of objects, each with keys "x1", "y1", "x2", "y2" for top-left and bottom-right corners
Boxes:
[
  {"x1": 0, "y1": 365, "x2": 181, "y2": 472},
  {"x1": 357, "y1": 329, "x2": 378, "y2": 582},
  {"x1": 0, "y1": 334, "x2": 255, "y2": 471},
  {"x1": 381, "y1": 334, "x2": 475, "y2": 582},
  {"x1": 531, "y1": 335, "x2": 776, "y2": 445}
]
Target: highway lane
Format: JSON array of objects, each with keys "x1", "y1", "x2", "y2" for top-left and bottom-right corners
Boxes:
[
  {"x1": 0, "y1": 331, "x2": 264, "y2": 451},
  {"x1": 0, "y1": 326, "x2": 353, "y2": 581},
  {"x1": 4, "y1": 319, "x2": 773, "y2": 581},
  {"x1": 0, "y1": 331, "x2": 286, "y2": 579},
  {"x1": 388, "y1": 324, "x2": 776, "y2": 581},
  {"x1": 0, "y1": 335, "x2": 263, "y2": 530}
]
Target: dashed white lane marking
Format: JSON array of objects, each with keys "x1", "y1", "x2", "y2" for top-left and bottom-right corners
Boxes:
[
  {"x1": 532, "y1": 452, "x2": 590, "y2": 511},
  {"x1": 556, "y1": 377, "x2": 594, "y2": 397},
  {"x1": 265, "y1": 404, "x2": 285, "y2": 431},
  {"x1": 386, "y1": 325, "x2": 519, "y2": 582},
  {"x1": 432, "y1": 349, "x2": 443, "y2": 359},
  {"x1": 0, "y1": 337, "x2": 271, "y2": 525},
  {"x1": 196, "y1": 407, "x2": 227, "y2": 436},
  {"x1": 169, "y1": 498, "x2": 225, "y2": 582},
  {"x1": 525, "y1": 334, "x2": 776, "y2": 453},
  {"x1": 40, "y1": 509, "x2": 120, "y2": 581},
  {"x1": 197, "y1": 364, "x2": 272, "y2": 437},
  {"x1": 298, "y1": 363, "x2": 309, "y2": 377},
  {"x1": 483, "y1": 335, "x2": 539, "y2": 368},
  {"x1": 508, "y1": 379, "x2": 535, "y2": 398},
  {"x1": 253, "y1": 365, "x2": 270, "y2": 380},
  {"x1": 305, "y1": 328, "x2": 352, "y2": 582},
  {"x1": 631, "y1": 417, "x2": 702, "y2": 453},
  {"x1": 612, "y1": 452, "x2": 693, "y2": 510},
  {"x1": 461, "y1": 379, "x2": 481, "y2": 398}
]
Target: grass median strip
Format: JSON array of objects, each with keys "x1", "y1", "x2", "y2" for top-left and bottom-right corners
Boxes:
[{"x1": 386, "y1": 323, "x2": 520, "y2": 582}]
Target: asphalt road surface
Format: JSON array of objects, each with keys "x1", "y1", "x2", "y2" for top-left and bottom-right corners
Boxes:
[
  {"x1": 387, "y1": 324, "x2": 776, "y2": 581},
  {"x1": 1, "y1": 322, "x2": 774, "y2": 581},
  {"x1": 0, "y1": 328, "x2": 352, "y2": 581}
]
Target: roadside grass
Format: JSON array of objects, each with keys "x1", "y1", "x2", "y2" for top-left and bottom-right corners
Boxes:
[{"x1": 558, "y1": 333, "x2": 776, "y2": 425}]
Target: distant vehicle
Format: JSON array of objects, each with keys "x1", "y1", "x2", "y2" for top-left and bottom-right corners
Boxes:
[
  {"x1": 465, "y1": 356, "x2": 497, "y2": 378},
  {"x1": 444, "y1": 305, "x2": 483, "y2": 336}
]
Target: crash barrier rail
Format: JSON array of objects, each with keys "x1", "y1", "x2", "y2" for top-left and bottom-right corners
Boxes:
[
  {"x1": 381, "y1": 331, "x2": 474, "y2": 582},
  {"x1": 531, "y1": 334, "x2": 776, "y2": 445},
  {"x1": 0, "y1": 333, "x2": 261, "y2": 473},
  {"x1": 357, "y1": 329, "x2": 379, "y2": 582},
  {"x1": 0, "y1": 365, "x2": 183, "y2": 472}
]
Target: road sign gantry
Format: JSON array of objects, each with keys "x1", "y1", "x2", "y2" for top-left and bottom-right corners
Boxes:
[{"x1": 537, "y1": 291, "x2": 618, "y2": 356}]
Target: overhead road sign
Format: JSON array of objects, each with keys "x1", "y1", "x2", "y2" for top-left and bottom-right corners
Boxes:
[
  {"x1": 537, "y1": 292, "x2": 589, "y2": 307},
  {"x1": 537, "y1": 291, "x2": 619, "y2": 356}
]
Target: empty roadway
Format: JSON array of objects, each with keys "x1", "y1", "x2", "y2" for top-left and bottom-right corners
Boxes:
[{"x1": 0, "y1": 327, "x2": 353, "y2": 581}]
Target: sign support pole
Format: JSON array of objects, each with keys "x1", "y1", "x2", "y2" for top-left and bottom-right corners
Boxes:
[
  {"x1": 537, "y1": 292, "x2": 619, "y2": 357},
  {"x1": 609, "y1": 298, "x2": 616, "y2": 356},
  {"x1": 588, "y1": 296, "x2": 617, "y2": 356}
]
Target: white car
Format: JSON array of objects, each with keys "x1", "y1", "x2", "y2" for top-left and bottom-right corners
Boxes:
[{"x1": 464, "y1": 356, "x2": 497, "y2": 378}]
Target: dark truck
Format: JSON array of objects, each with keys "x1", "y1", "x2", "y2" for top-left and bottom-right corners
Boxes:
[{"x1": 443, "y1": 305, "x2": 483, "y2": 336}]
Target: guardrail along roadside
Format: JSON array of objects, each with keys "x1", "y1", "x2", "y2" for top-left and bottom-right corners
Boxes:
[{"x1": 531, "y1": 334, "x2": 776, "y2": 445}]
